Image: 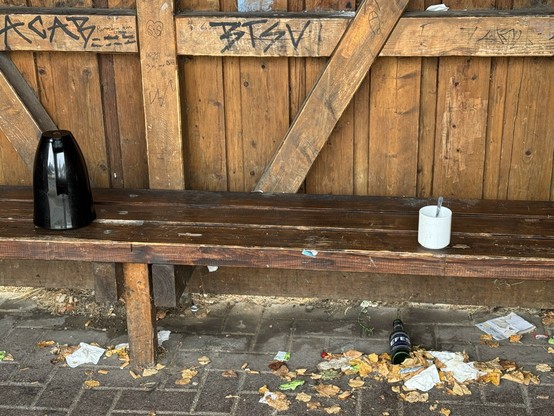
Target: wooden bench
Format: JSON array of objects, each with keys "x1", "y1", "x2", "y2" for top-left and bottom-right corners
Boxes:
[{"x1": 1, "y1": 186, "x2": 553, "y2": 368}]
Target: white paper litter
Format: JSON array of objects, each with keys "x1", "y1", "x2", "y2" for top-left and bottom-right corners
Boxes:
[
  {"x1": 426, "y1": 4, "x2": 449, "y2": 11},
  {"x1": 476, "y1": 312, "x2": 536, "y2": 341},
  {"x1": 207, "y1": 265, "x2": 219, "y2": 272},
  {"x1": 158, "y1": 330, "x2": 171, "y2": 345},
  {"x1": 302, "y1": 249, "x2": 318, "y2": 257},
  {"x1": 259, "y1": 391, "x2": 277, "y2": 404},
  {"x1": 404, "y1": 364, "x2": 441, "y2": 392},
  {"x1": 428, "y1": 351, "x2": 483, "y2": 383},
  {"x1": 65, "y1": 342, "x2": 106, "y2": 368}
]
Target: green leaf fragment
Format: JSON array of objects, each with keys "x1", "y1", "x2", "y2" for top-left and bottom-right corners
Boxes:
[{"x1": 279, "y1": 380, "x2": 305, "y2": 391}]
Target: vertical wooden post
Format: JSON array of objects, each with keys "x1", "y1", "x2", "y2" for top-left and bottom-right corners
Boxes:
[
  {"x1": 123, "y1": 263, "x2": 157, "y2": 369},
  {"x1": 136, "y1": 0, "x2": 184, "y2": 189}
]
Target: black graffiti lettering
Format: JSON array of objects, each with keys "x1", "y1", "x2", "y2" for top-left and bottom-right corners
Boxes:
[
  {"x1": 0, "y1": 15, "x2": 32, "y2": 48},
  {"x1": 48, "y1": 17, "x2": 79, "y2": 43},
  {"x1": 286, "y1": 20, "x2": 310, "y2": 49},
  {"x1": 104, "y1": 35, "x2": 119, "y2": 41},
  {"x1": 66, "y1": 16, "x2": 96, "y2": 48},
  {"x1": 259, "y1": 22, "x2": 286, "y2": 52},
  {"x1": 28, "y1": 16, "x2": 47, "y2": 39},
  {"x1": 241, "y1": 19, "x2": 269, "y2": 48},
  {"x1": 210, "y1": 21, "x2": 245, "y2": 53}
]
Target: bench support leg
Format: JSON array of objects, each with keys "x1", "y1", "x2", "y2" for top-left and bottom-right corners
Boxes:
[{"x1": 122, "y1": 263, "x2": 157, "y2": 369}]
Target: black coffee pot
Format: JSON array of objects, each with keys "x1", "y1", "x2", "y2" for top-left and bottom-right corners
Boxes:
[{"x1": 33, "y1": 130, "x2": 96, "y2": 230}]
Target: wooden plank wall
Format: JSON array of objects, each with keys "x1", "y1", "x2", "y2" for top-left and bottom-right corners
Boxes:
[
  {"x1": 0, "y1": 0, "x2": 553, "y2": 308},
  {"x1": 0, "y1": 0, "x2": 552, "y2": 201}
]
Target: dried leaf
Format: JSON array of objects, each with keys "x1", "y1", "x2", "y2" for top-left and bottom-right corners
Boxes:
[
  {"x1": 440, "y1": 408, "x2": 451, "y2": 416},
  {"x1": 541, "y1": 311, "x2": 554, "y2": 326},
  {"x1": 37, "y1": 340, "x2": 56, "y2": 348},
  {"x1": 129, "y1": 371, "x2": 141, "y2": 380},
  {"x1": 258, "y1": 385, "x2": 269, "y2": 395},
  {"x1": 367, "y1": 353, "x2": 379, "y2": 363},
  {"x1": 84, "y1": 380, "x2": 100, "y2": 389},
  {"x1": 536, "y1": 395, "x2": 549, "y2": 400},
  {"x1": 307, "y1": 401, "x2": 321, "y2": 410},
  {"x1": 261, "y1": 391, "x2": 290, "y2": 411},
  {"x1": 536, "y1": 364, "x2": 552, "y2": 373},
  {"x1": 176, "y1": 368, "x2": 198, "y2": 385},
  {"x1": 501, "y1": 370, "x2": 539, "y2": 385},
  {"x1": 269, "y1": 361, "x2": 286, "y2": 371},
  {"x1": 198, "y1": 356, "x2": 211, "y2": 365},
  {"x1": 296, "y1": 368, "x2": 308, "y2": 375},
  {"x1": 338, "y1": 390, "x2": 352, "y2": 400},
  {"x1": 509, "y1": 334, "x2": 523, "y2": 343},
  {"x1": 142, "y1": 368, "x2": 158, "y2": 377},
  {"x1": 480, "y1": 335, "x2": 499, "y2": 348},
  {"x1": 296, "y1": 392, "x2": 312, "y2": 402},
  {"x1": 222, "y1": 370, "x2": 238, "y2": 378},
  {"x1": 324, "y1": 404, "x2": 342, "y2": 414},
  {"x1": 344, "y1": 350, "x2": 363, "y2": 359},
  {"x1": 400, "y1": 391, "x2": 429, "y2": 403},
  {"x1": 315, "y1": 384, "x2": 341, "y2": 397},
  {"x1": 548, "y1": 347, "x2": 554, "y2": 354},
  {"x1": 348, "y1": 378, "x2": 365, "y2": 388},
  {"x1": 98, "y1": 369, "x2": 109, "y2": 375},
  {"x1": 241, "y1": 362, "x2": 248, "y2": 369}
]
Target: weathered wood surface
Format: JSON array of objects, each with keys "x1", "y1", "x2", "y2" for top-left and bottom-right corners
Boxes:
[
  {"x1": 1, "y1": 8, "x2": 552, "y2": 57},
  {"x1": 0, "y1": 8, "x2": 137, "y2": 53},
  {"x1": 136, "y1": 0, "x2": 184, "y2": 189},
  {"x1": 1, "y1": 186, "x2": 553, "y2": 279},
  {"x1": 255, "y1": 0, "x2": 409, "y2": 193},
  {"x1": 176, "y1": 11, "x2": 554, "y2": 57},
  {"x1": 122, "y1": 262, "x2": 157, "y2": 369}
]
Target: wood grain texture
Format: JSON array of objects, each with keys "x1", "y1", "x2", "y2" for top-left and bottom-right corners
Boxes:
[
  {"x1": 1, "y1": 186, "x2": 553, "y2": 279},
  {"x1": 136, "y1": 0, "x2": 184, "y2": 190},
  {"x1": 254, "y1": 0, "x2": 410, "y2": 193},
  {"x1": 123, "y1": 262, "x2": 157, "y2": 369}
]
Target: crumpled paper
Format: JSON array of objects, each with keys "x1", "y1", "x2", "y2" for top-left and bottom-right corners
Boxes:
[
  {"x1": 404, "y1": 364, "x2": 440, "y2": 392},
  {"x1": 427, "y1": 4, "x2": 449, "y2": 11},
  {"x1": 65, "y1": 342, "x2": 106, "y2": 368},
  {"x1": 429, "y1": 351, "x2": 483, "y2": 383}
]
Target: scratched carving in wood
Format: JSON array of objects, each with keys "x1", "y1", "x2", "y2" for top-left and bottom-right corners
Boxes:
[{"x1": 0, "y1": 13, "x2": 137, "y2": 52}]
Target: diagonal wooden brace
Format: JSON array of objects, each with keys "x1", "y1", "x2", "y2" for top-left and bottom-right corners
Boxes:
[{"x1": 254, "y1": 0, "x2": 409, "y2": 193}]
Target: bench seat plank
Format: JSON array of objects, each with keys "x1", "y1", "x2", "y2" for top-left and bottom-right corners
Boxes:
[{"x1": 0, "y1": 187, "x2": 552, "y2": 279}]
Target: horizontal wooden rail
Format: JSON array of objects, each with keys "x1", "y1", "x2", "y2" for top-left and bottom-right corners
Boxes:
[{"x1": 1, "y1": 8, "x2": 552, "y2": 56}]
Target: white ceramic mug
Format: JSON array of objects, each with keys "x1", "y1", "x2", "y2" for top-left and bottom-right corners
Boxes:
[{"x1": 418, "y1": 205, "x2": 452, "y2": 249}]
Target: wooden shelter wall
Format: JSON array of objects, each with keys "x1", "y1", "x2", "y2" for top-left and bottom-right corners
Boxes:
[{"x1": 0, "y1": 0, "x2": 553, "y2": 203}]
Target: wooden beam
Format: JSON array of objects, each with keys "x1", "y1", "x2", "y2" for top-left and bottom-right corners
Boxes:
[
  {"x1": 175, "y1": 11, "x2": 554, "y2": 57},
  {"x1": 122, "y1": 262, "x2": 157, "y2": 369},
  {"x1": 152, "y1": 264, "x2": 193, "y2": 308},
  {"x1": 0, "y1": 54, "x2": 56, "y2": 172},
  {"x1": 136, "y1": 0, "x2": 185, "y2": 189},
  {"x1": 254, "y1": 0, "x2": 409, "y2": 193},
  {"x1": 0, "y1": 8, "x2": 137, "y2": 53},
  {"x1": 1, "y1": 8, "x2": 552, "y2": 57}
]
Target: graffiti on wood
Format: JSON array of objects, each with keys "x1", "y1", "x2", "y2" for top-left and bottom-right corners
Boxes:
[{"x1": 0, "y1": 13, "x2": 137, "y2": 52}]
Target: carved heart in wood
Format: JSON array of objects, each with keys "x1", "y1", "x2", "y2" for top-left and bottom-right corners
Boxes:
[{"x1": 146, "y1": 20, "x2": 163, "y2": 38}]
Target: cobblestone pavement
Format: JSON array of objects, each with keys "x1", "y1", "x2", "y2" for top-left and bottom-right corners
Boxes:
[{"x1": 0, "y1": 291, "x2": 552, "y2": 415}]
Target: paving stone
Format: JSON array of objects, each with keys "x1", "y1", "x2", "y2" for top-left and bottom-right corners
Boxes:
[
  {"x1": 222, "y1": 302, "x2": 265, "y2": 334},
  {"x1": 252, "y1": 319, "x2": 292, "y2": 352},
  {"x1": 528, "y1": 385, "x2": 553, "y2": 416},
  {"x1": 35, "y1": 367, "x2": 89, "y2": 409},
  {"x1": 15, "y1": 315, "x2": 66, "y2": 329},
  {"x1": 160, "y1": 314, "x2": 225, "y2": 335},
  {"x1": 166, "y1": 350, "x2": 274, "y2": 373},
  {"x1": 0, "y1": 409, "x2": 66, "y2": 416},
  {"x1": 172, "y1": 333, "x2": 251, "y2": 352},
  {"x1": 2, "y1": 328, "x2": 45, "y2": 359},
  {"x1": 0, "y1": 315, "x2": 15, "y2": 337},
  {"x1": 327, "y1": 337, "x2": 389, "y2": 355},
  {"x1": 483, "y1": 378, "x2": 525, "y2": 404},
  {"x1": 294, "y1": 318, "x2": 361, "y2": 338},
  {"x1": 288, "y1": 336, "x2": 329, "y2": 370},
  {"x1": 0, "y1": 384, "x2": 42, "y2": 406},
  {"x1": 235, "y1": 393, "x2": 275, "y2": 416},
  {"x1": 358, "y1": 380, "x2": 401, "y2": 415},
  {"x1": 193, "y1": 369, "x2": 240, "y2": 413},
  {"x1": 436, "y1": 325, "x2": 484, "y2": 344},
  {"x1": 476, "y1": 344, "x2": 552, "y2": 365},
  {"x1": 114, "y1": 389, "x2": 197, "y2": 413},
  {"x1": 9, "y1": 349, "x2": 56, "y2": 383},
  {"x1": 404, "y1": 323, "x2": 436, "y2": 350},
  {"x1": 69, "y1": 388, "x2": 118, "y2": 415},
  {"x1": 402, "y1": 306, "x2": 474, "y2": 326},
  {"x1": 404, "y1": 403, "x2": 528, "y2": 415},
  {"x1": 37, "y1": 328, "x2": 110, "y2": 347}
]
